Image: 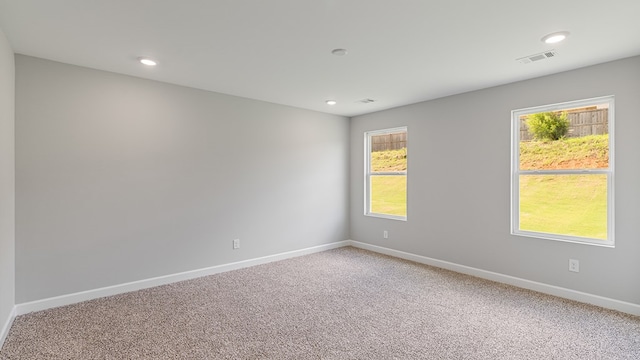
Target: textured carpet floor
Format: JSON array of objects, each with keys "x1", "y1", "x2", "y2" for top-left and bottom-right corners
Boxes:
[{"x1": 1, "y1": 247, "x2": 639, "y2": 359}]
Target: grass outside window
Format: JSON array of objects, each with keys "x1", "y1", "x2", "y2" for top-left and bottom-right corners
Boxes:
[
  {"x1": 370, "y1": 175, "x2": 406, "y2": 217},
  {"x1": 519, "y1": 174, "x2": 607, "y2": 239}
]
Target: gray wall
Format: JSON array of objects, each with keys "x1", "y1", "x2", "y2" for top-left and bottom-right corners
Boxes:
[
  {"x1": 0, "y1": 29, "x2": 15, "y2": 334},
  {"x1": 15, "y1": 55, "x2": 350, "y2": 303},
  {"x1": 350, "y1": 56, "x2": 640, "y2": 305},
  {"x1": 11, "y1": 51, "x2": 640, "y2": 307}
]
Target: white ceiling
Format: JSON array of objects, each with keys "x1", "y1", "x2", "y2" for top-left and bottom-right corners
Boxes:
[{"x1": 1, "y1": 0, "x2": 639, "y2": 117}]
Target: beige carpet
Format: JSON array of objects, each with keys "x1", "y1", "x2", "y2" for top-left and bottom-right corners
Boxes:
[{"x1": 1, "y1": 247, "x2": 639, "y2": 359}]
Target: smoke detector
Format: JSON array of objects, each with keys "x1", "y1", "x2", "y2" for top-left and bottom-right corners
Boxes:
[{"x1": 517, "y1": 50, "x2": 558, "y2": 64}]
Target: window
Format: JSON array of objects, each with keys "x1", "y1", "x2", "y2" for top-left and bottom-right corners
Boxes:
[
  {"x1": 365, "y1": 127, "x2": 407, "y2": 220},
  {"x1": 511, "y1": 96, "x2": 614, "y2": 246}
]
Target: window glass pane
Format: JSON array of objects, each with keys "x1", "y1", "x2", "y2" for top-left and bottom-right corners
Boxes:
[
  {"x1": 370, "y1": 175, "x2": 406, "y2": 216},
  {"x1": 519, "y1": 104, "x2": 609, "y2": 171},
  {"x1": 519, "y1": 174, "x2": 607, "y2": 240},
  {"x1": 370, "y1": 132, "x2": 407, "y2": 173}
]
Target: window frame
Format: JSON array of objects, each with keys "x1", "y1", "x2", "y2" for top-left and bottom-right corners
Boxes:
[
  {"x1": 511, "y1": 96, "x2": 615, "y2": 247},
  {"x1": 364, "y1": 126, "x2": 408, "y2": 221}
]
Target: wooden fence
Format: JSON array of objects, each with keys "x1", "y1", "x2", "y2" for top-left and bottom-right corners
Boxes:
[
  {"x1": 371, "y1": 132, "x2": 407, "y2": 152},
  {"x1": 520, "y1": 108, "x2": 608, "y2": 141}
]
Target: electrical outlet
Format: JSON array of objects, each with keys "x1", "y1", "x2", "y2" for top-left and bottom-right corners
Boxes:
[
  {"x1": 383, "y1": 230, "x2": 388, "y2": 239},
  {"x1": 569, "y1": 259, "x2": 579, "y2": 273},
  {"x1": 233, "y1": 239, "x2": 240, "y2": 249}
]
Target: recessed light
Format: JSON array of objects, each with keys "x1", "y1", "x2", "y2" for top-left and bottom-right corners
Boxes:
[
  {"x1": 138, "y1": 57, "x2": 157, "y2": 66},
  {"x1": 541, "y1": 31, "x2": 570, "y2": 44},
  {"x1": 331, "y1": 48, "x2": 348, "y2": 56},
  {"x1": 326, "y1": 100, "x2": 337, "y2": 105}
]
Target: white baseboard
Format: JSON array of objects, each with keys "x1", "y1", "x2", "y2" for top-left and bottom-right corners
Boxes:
[
  {"x1": 13, "y1": 239, "x2": 640, "y2": 318},
  {"x1": 0, "y1": 306, "x2": 16, "y2": 350},
  {"x1": 347, "y1": 240, "x2": 640, "y2": 316},
  {"x1": 15, "y1": 241, "x2": 350, "y2": 315}
]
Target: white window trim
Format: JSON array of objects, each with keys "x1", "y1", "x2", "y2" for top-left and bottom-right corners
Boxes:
[
  {"x1": 510, "y1": 96, "x2": 615, "y2": 247},
  {"x1": 364, "y1": 126, "x2": 408, "y2": 221}
]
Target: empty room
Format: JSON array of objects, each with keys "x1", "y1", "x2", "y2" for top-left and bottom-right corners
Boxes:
[{"x1": 1, "y1": 1, "x2": 639, "y2": 359}]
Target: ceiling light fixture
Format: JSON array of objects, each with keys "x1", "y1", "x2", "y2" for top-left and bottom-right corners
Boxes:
[
  {"x1": 138, "y1": 57, "x2": 157, "y2": 66},
  {"x1": 331, "y1": 48, "x2": 347, "y2": 56},
  {"x1": 541, "y1": 31, "x2": 570, "y2": 44},
  {"x1": 326, "y1": 100, "x2": 337, "y2": 105}
]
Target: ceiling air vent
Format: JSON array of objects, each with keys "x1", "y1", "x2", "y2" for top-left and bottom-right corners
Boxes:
[
  {"x1": 358, "y1": 98, "x2": 375, "y2": 104},
  {"x1": 517, "y1": 50, "x2": 557, "y2": 64}
]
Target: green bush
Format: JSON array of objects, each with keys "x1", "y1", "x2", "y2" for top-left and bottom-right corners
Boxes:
[{"x1": 526, "y1": 112, "x2": 569, "y2": 141}]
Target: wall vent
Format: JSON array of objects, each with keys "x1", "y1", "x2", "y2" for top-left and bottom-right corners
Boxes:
[{"x1": 517, "y1": 50, "x2": 557, "y2": 64}]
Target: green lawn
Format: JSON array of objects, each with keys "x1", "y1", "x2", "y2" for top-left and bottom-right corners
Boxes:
[
  {"x1": 519, "y1": 174, "x2": 607, "y2": 239},
  {"x1": 370, "y1": 175, "x2": 406, "y2": 216},
  {"x1": 371, "y1": 148, "x2": 407, "y2": 172},
  {"x1": 519, "y1": 134, "x2": 609, "y2": 240},
  {"x1": 520, "y1": 134, "x2": 608, "y2": 170},
  {"x1": 370, "y1": 147, "x2": 407, "y2": 216}
]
